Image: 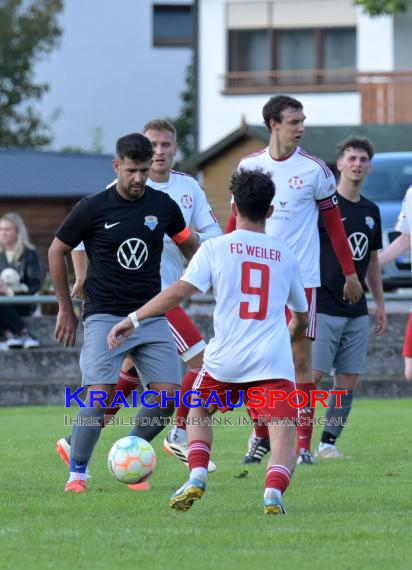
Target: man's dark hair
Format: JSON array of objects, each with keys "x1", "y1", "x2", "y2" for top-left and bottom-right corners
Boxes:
[
  {"x1": 262, "y1": 95, "x2": 303, "y2": 130},
  {"x1": 336, "y1": 136, "x2": 374, "y2": 160},
  {"x1": 116, "y1": 133, "x2": 154, "y2": 162},
  {"x1": 230, "y1": 169, "x2": 275, "y2": 222}
]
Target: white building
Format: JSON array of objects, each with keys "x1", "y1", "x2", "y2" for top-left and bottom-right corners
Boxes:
[
  {"x1": 34, "y1": 0, "x2": 193, "y2": 152},
  {"x1": 197, "y1": 0, "x2": 412, "y2": 150}
]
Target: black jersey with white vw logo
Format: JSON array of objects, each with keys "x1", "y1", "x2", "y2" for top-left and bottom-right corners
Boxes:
[
  {"x1": 56, "y1": 183, "x2": 186, "y2": 317},
  {"x1": 317, "y1": 193, "x2": 382, "y2": 317}
]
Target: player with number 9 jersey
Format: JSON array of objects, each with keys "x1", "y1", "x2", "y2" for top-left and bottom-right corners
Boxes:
[{"x1": 183, "y1": 229, "x2": 307, "y2": 382}]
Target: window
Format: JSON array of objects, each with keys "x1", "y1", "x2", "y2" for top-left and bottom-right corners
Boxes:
[
  {"x1": 153, "y1": 4, "x2": 193, "y2": 47},
  {"x1": 228, "y1": 27, "x2": 356, "y2": 73},
  {"x1": 229, "y1": 30, "x2": 270, "y2": 72}
]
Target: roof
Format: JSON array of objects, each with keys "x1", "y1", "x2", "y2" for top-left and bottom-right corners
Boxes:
[
  {"x1": 183, "y1": 124, "x2": 412, "y2": 170},
  {"x1": 0, "y1": 149, "x2": 115, "y2": 198}
]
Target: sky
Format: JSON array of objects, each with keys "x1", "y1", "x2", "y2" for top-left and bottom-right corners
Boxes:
[{"x1": 33, "y1": 0, "x2": 191, "y2": 154}]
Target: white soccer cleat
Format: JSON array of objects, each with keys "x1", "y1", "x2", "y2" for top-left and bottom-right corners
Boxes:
[
  {"x1": 164, "y1": 428, "x2": 217, "y2": 473},
  {"x1": 316, "y1": 444, "x2": 351, "y2": 460}
]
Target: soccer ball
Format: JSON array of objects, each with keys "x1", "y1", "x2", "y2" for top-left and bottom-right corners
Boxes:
[
  {"x1": 0, "y1": 268, "x2": 20, "y2": 288},
  {"x1": 108, "y1": 436, "x2": 156, "y2": 484}
]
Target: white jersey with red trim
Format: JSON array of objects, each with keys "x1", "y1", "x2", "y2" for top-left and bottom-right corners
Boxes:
[
  {"x1": 181, "y1": 229, "x2": 308, "y2": 383},
  {"x1": 148, "y1": 171, "x2": 221, "y2": 288},
  {"x1": 74, "y1": 171, "x2": 221, "y2": 289},
  {"x1": 238, "y1": 146, "x2": 337, "y2": 287},
  {"x1": 396, "y1": 185, "x2": 412, "y2": 242}
]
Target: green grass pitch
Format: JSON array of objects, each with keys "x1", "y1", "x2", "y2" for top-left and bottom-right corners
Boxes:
[{"x1": 1, "y1": 400, "x2": 411, "y2": 570}]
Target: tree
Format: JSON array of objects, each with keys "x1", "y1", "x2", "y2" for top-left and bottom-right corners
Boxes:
[
  {"x1": 169, "y1": 55, "x2": 196, "y2": 164},
  {"x1": 0, "y1": 0, "x2": 63, "y2": 148},
  {"x1": 353, "y1": 0, "x2": 411, "y2": 16}
]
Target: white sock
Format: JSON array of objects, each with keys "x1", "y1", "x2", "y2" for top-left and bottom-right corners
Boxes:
[
  {"x1": 68, "y1": 472, "x2": 87, "y2": 482},
  {"x1": 190, "y1": 467, "x2": 208, "y2": 483},
  {"x1": 264, "y1": 487, "x2": 282, "y2": 501}
]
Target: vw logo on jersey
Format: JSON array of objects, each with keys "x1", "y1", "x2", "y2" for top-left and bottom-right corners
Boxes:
[
  {"x1": 117, "y1": 238, "x2": 148, "y2": 270},
  {"x1": 348, "y1": 232, "x2": 369, "y2": 261},
  {"x1": 144, "y1": 216, "x2": 158, "y2": 231},
  {"x1": 181, "y1": 194, "x2": 193, "y2": 209},
  {"x1": 288, "y1": 176, "x2": 303, "y2": 190},
  {"x1": 365, "y1": 216, "x2": 375, "y2": 229}
]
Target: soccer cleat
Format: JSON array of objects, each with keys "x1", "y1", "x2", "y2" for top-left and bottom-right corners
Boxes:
[
  {"x1": 164, "y1": 430, "x2": 217, "y2": 473},
  {"x1": 264, "y1": 496, "x2": 287, "y2": 515},
  {"x1": 56, "y1": 438, "x2": 70, "y2": 466},
  {"x1": 316, "y1": 444, "x2": 350, "y2": 460},
  {"x1": 56, "y1": 438, "x2": 91, "y2": 478},
  {"x1": 296, "y1": 448, "x2": 316, "y2": 465},
  {"x1": 241, "y1": 437, "x2": 270, "y2": 464},
  {"x1": 127, "y1": 482, "x2": 150, "y2": 491},
  {"x1": 65, "y1": 480, "x2": 87, "y2": 493},
  {"x1": 169, "y1": 478, "x2": 206, "y2": 511}
]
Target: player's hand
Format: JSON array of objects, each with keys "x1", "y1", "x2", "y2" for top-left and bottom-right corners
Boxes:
[
  {"x1": 374, "y1": 305, "x2": 387, "y2": 336},
  {"x1": 343, "y1": 274, "x2": 363, "y2": 304},
  {"x1": 55, "y1": 308, "x2": 78, "y2": 347},
  {"x1": 107, "y1": 317, "x2": 134, "y2": 350},
  {"x1": 71, "y1": 280, "x2": 85, "y2": 300}
]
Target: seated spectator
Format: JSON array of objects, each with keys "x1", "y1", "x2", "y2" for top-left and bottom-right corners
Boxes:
[{"x1": 0, "y1": 213, "x2": 43, "y2": 349}]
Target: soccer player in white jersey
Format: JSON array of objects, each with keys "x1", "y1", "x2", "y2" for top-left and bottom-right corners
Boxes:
[
  {"x1": 379, "y1": 185, "x2": 412, "y2": 382},
  {"x1": 225, "y1": 95, "x2": 363, "y2": 465},
  {"x1": 108, "y1": 169, "x2": 309, "y2": 515},
  {"x1": 56, "y1": 120, "x2": 222, "y2": 480}
]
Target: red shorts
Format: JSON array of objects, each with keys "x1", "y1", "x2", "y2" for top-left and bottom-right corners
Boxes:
[
  {"x1": 166, "y1": 305, "x2": 206, "y2": 362},
  {"x1": 403, "y1": 313, "x2": 412, "y2": 357},
  {"x1": 192, "y1": 368, "x2": 298, "y2": 421},
  {"x1": 285, "y1": 287, "x2": 316, "y2": 340}
]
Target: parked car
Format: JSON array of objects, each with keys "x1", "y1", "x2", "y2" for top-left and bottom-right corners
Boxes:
[{"x1": 361, "y1": 152, "x2": 412, "y2": 290}]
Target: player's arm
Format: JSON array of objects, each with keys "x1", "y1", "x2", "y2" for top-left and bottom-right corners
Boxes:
[
  {"x1": 365, "y1": 251, "x2": 387, "y2": 336},
  {"x1": 107, "y1": 280, "x2": 199, "y2": 349},
  {"x1": 378, "y1": 233, "x2": 410, "y2": 265},
  {"x1": 48, "y1": 237, "x2": 78, "y2": 347},
  {"x1": 174, "y1": 229, "x2": 199, "y2": 261},
  {"x1": 71, "y1": 243, "x2": 88, "y2": 299},
  {"x1": 287, "y1": 260, "x2": 309, "y2": 342},
  {"x1": 319, "y1": 196, "x2": 363, "y2": 304}
]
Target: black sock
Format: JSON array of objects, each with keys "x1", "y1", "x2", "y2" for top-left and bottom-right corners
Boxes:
[{"x1": 320, "y1": 431, "x2": 337, "y2": 445}]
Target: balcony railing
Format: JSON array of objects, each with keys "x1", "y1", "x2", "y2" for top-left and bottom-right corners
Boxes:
[{"x1": 222, "y1": 69, "x2": 412, "y2": 123}]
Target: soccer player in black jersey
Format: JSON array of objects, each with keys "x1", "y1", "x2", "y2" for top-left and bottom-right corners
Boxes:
[
  {"x1": 48, "y1": 133, "x2": 199, "y2": 492},
  {"x1": 312, "y1": 136, "x2": 387, "y2": 459}
]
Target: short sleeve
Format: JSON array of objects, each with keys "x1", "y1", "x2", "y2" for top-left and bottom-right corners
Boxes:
[
  {"x1": 191, "y1": 181, "x2": 219, "y2": 231},
  {"x1": 180, "y1": 241, "x2": 213, "y2": 293},
  {"x1": 315, "y1": 165, "x2": 337, "y2": 202},
  {"x1": 165, "y1": 197, "x2": 187, "y2": 239},
  {"x1": 56, "y1": 198, "x2": 92, "y2": 248}
]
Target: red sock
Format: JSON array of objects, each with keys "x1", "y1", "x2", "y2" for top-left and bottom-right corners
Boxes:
[
  {"x1": 296, "y1": 382, "x2": 316, "y2": 451},
  {"x1": 265, "y1": 465, "x2": 291, "y2": 494},
  {"x1": 175, "y1": 368, "x2": 201, "y2": 429},
  {"x1": 188, "y1": 440, "x2": 210, "y2": 470},
  {"x1": 104, "y1": 369, "x2": 141, "y2": 424}
]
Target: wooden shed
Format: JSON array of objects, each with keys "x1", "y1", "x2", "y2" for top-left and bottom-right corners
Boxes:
[{"x1": 0, "y1": 149, "x2": 115, "y2": 266}]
